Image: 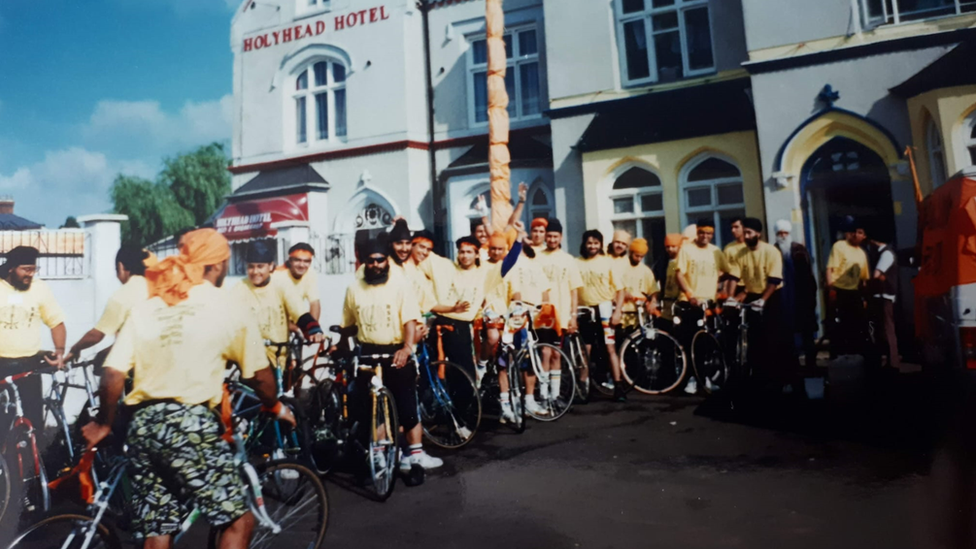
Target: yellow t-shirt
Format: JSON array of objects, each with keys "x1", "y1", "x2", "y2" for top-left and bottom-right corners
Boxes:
[
  {"x1": 420, "y1": 254, "x2": 487, "y2": 322},
  {"x1": 577, "y1": 255, "x2": 619, "y2": 306},
  {"x1": 105, "y1": 282, "x2": 267, "y2": 407},
  {"x1": 0, "y1": 278, "x2": 65, "y2": 358},
  {"x1": 728, "y1": 241, "x2": 783, "y2": 295},
  {"x1": 618, "y1": 261, "x2": 658, "y2": 303},
  {"x1": 402, "y1": 261, "x2": 436, "y2": 313},
  {"x1": 355, "y1": 261, "x2": 405, "y2": 283},
  {"x1": 675, "y1": 243, "x2": 728, "y2": 301},
  {"x1": 94, "y1": 275, "x2": 149, "y2": 336},
  {"x1": 341, "y1": 277, "x2": 421, "y2": 345},
  {"x1": 272, "y1": 267, "x2": 320, "y2": 305},
  {"x1": 828, "y1": 240, "x2": 869, "y2": 291},
  {"x1": 230, "y1": 276, "x2": 308, "y2": 345},
  {"x1": 482, "y1": 262, "x2": 514, "y2": 316},
  {"x1": 538, "y1": 249, "x2": 584, "y2": 329},
  {"x1": 724, "y1": 240, "x2": 746, "y2": 257},
  {"x1": 508, "y1": 256, "x2": 551, "y2": 307}
]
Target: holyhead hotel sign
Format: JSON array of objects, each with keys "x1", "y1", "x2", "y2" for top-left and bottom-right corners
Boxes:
[{"x1": 242, "y1": 4, "x2": 392, "y2": 53}]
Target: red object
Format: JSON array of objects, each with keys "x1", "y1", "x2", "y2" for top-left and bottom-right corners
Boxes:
[
  {"x1": 961, "y1": 327, "x2": 976, "y2": 370},
  {"x1": 214, "y1": 193, "x2": 309, "y2": 242}
]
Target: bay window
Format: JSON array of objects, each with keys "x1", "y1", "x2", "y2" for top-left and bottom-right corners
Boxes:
[{"x1": 616, "y1": 0, "x2": 715, "y2": 87}]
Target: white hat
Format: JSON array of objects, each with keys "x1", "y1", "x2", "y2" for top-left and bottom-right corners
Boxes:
[{"x1": 774, "y1": 219, "x2": 792, "y2": 234}]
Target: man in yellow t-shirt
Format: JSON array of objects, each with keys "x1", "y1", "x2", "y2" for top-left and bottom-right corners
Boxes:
[
  {"x1": 537, "y1": 218, "x2": 582, "y2": 398},
  {"x1": 273, "y1": 242, "x2": 321, "y2": 321},
  {"x1": 826, "y1": 216, "x2": 869, "y2": 356},
  {"x1": 0, "y1": 246, "x2": 66, "y2": 429},
  {"x1": 723, "y1": 217, "x2": 746, "y2": 296},
  {"x1": 617, "y1": 238, "x2": 659, "y2": 327},
  {"x1": 82, "y1": 229, "x2": 294, "y2": 547},
  {"x1": 68, "y1": 246, "x2": 152, "y2": 361},
  {"x1": 577, "y1": 229, "x2": 627, "y2": 401},
  {"x1": 529, "y1": 218, "x2": 548, "y2": 254},
  {"x1": 656, "y1": 234, "x2": 684, "y2": 322},
  {"x1": 341, "y1": 234, "x2": 444, "y2": 473},
  {"x1": 231, "y1": 240, "x2": 325, "y2": 368},
  {"x1": 608, "y1": 229, "x2": 632, "y2": 263}
]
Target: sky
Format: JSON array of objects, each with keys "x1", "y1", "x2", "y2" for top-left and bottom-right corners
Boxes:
[{"x1": 0, "y1": 0, "x2": 242, "y2": 227}]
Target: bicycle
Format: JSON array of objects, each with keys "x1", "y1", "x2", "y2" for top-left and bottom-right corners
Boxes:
[
  {"x1": 417, "y1": 318, "x2": 481, "y2": 449},
  {"x1": 564, "y1": 307, "x2": 616, "y2": 400},
  {"x1": 688, "y1": 300, "x2": 757, "y2": 394},
  {"x1": 479, "y1": 308, "x2": 527, "y2": 433},
  {"x1": 504, "y1": 302, "x2": 577, "y2": 421},
  {"x1": 44, "y1": 359, "x2": 108, "y2": 484},
  {"x1": 618, "y1": 299, "x2": 688, "y2": 395},
  {"x1": 7, "y1": 408, "x2": 329, "y2": 549}
]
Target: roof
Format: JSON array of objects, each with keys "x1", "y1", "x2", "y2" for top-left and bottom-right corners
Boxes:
[
  {"x1": 573, "y1": 78, "x2": 756, "y2": 153},
  {"x1": 446, "y1": 132, "x2": 553, "y2": 171},
  {"x1": 890, "y1": 39, "x2": 976, "y2": 98},
  {"x1": 0, "y1": 213, "x2": 43, "y2": 230},
  {"x1": 229, "y1": 164, "x2": 329, "y2": 200}
]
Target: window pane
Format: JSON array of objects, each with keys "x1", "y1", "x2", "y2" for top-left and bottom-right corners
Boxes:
[
  {"x1": 474, "y1": 71, "x2": 488, "y2": 123},
  {"x1": 684, "y1": 7, "x2": 714, "y2": 71},
  {"x1": 504, "y1": 34, "x2": 513, "y2": 58},
  {"x1": 519, "y1": 30, "x2": 538, "y2": 56},
  {"x1": 296, "y1": 71, "x2": 308, "y2": 91},
  {"x1": 640, "y1": 217, "x2": 666, "y2": 266},
  {"x1": 472, "y1": 39, "x2": 487, "y2": 64},
  {"x1": 686, "y1": 187, "x2": 711, "y2": 208},
  {"x1": 971, "y1": 124, "x2": 976, "y2": 138},
  {"x1": 333, "y1": 63, "x2": 346, "y2": 83},
  {"x1": 613, "y1": 219, "x2": 638, "y2": 238},
  {"x1": 651, "y1": 0, "x2": 675, "y2": 7},
  {"x1": 313, "y1": 62, "x2": 328, "y2": 86},
  {"x1": 613, "y1": 197, "x2": 635, "y2": 214},
  {"x1": 334, "y1": 88, "x2": 347, "y2": 138},
  {"x1": 296, "y1": 97, "x2": 307, "y2": 143},
  {"x1": 718, "y1": 209, "x2": 745, "y2": 248},
  {"x1": 520, "y1": 63, "x2": 540, "y2": 116},
  {"x1": 717, "y1": 183, "x2": 744, "y2": 205},
  {"x1": 622, "y1": 0, "x2": 644, "y2": 13},
  {"x1": 897, "y1": 0, "x2": 955, "y2": 21},
  {"x1": 614, "y1": 167, "x2": 661, "y2": 189},
  {"x1": 505, "y1": 70, "x2": 516, "y2": 118},
  {"x1": 531, "y1": 188, "x2": 548, "y2": 205},
  {"x1": 688, "y1": 157, "x2": 740, "y2": 181},
  {"x1": 652, "y1": 12, "x2": 678, "y2": 31},
  {"x1": 623, "y1": 20, "x2": 651, "y2": 81},
  {"x1": 969, "y1": 146, "x2": 976, "y2": 166},
  {"x1": 315, "y1": 93, "x2": 329, "y2": 140},
  {"x1": 653, "y1": 30, "x2": 682, "y2": 82},
  {"x1": 640, "y1": 193, "x2": 663, "y2": 212}
]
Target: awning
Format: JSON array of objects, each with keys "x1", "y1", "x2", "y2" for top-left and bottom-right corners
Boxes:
[{"x1": 213, "y1": 193, "x2": 309, "y2": 242}]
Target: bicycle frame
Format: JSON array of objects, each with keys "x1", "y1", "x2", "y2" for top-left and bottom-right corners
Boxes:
[{"x1": 0, "y1": 371, "x2": 49, "y2": 514}]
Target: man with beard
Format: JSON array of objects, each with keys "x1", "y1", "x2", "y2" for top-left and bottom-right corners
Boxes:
[
  {"x1": 617, "y1": 238, "x2": 659, "y2": 327},
  {"x1": 608, "y1": 229, "x2": 633, "y2": 263},
  {"x1": 83, "y1": 229, "x2": 295, "y2": 549},
  {"x1": 654, "y1": 234, "x2": 684, "y2": 323},
  {"x1": 0, "y1": 246, "x2": 66, "y2": 430},
  {"x1": 826, "y1": 216, "x2": 869, "y2": 356},
  {"x1": 774, "y1": 220, "x2": 818, "y2": 368},
  {"x1": 727, "y1": 218, "x2": 795, "y2": 390},
  {"x1": 537, "y1": 219, "x2": 583, "y2": 395},
  {"x1": 577, "y1": 229, "x2": 627, "y2": 402},
  {"x1": 341, "y1": 234, "x2": 443, "y2": 474},
  {"x1": 231, "y1": 241, "x2": 325, "y2": 369},
  {"x1": 273, "y1": 243, "x2": 321, "y2": 321}
]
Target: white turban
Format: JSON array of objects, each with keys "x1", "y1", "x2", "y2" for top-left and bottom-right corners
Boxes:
[
  {"x1": 774, "y1": 219, "x2": 793, "y2": 254},
  {"x1": 774, "y1": 219, "x2": 792, "y2": 234}
]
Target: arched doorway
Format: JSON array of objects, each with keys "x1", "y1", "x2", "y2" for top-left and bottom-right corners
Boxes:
[{"x1": 801, "y1": 137, "x2": 896, "y2": 278}]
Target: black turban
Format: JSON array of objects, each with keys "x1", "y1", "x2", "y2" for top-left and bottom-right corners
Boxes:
[{"x1": 742, "y1": 217, "x2": 763, "y2": 233}]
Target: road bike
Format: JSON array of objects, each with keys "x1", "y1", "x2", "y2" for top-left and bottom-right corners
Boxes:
[
  {"x1": 564, "y1": 307, "x2": 617, "y2": 401},
  {"x1": 618, "y1": 299, "x2": 688, "y2": 395},
  {"x1": 0, "y1": 366, "x2": 54, "y2": 527},
  {"x1": 417, "y1": 318, "x2": 481, "y2": 449},
  {"x1": 688, "y1": 301, "x2": 757, "y2": 394},
  {"x1": 480, "y1": 308, "x2": 528, "y2": 433}
]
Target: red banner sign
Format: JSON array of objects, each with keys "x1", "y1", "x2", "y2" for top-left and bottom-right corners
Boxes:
[
  {"x1": 215, "y1": 193, "x2": 309, "y2": 242},
  {"x1": 242, "y1": 5, "x2": 390, "y2": 53}
]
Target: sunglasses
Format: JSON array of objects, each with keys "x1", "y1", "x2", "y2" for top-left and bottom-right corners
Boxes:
[{"x1": 364, "y1": 256, "x2": 387, "y2": 265}]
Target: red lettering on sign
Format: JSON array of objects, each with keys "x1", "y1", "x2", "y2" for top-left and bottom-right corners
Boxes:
[
  {"x1": 380, "y1": 5, "x2": 389, "y2": 19},
  {"x1": 346, "y1": 12, "x2": 357, "y2": 27},
  {"x1": 242, "y1": 5, "x2": 393, "y2": 52},
  {"x1": 304, "y1": 24, "x2": 313, "y2": 37},
  {"x1": 243, "y1": 37, "x2": 254, "y2": 52},
  {"x1": 334, "y1": 15, "x2": 345, "y2": 30},
  {"x1": 283, "y1": 27, "x2": 293, "y2": 42},
  {"x1": 272, "y1": 31, "x2": 280, "y2": 45},
  {"x1": 315, "y1": 20, "x2": 326, "y2": 35},
  {"x1": 357, "y1": 9, "x2": 368, "y2": 24},
  {"x1": 369, "y1": 7, "x2": 378, "y2": 22},
  {"x1": 294, "y1": 25, "x2": 303, "y2": 40}
]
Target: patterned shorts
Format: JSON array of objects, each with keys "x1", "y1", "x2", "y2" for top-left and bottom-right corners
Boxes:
[{"x1": 126, "y1": 402, "x2": 248, "y2": 538}]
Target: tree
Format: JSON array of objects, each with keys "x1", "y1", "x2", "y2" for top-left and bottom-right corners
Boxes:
[
  {"x1": 59, "y1": 216, "x2": 80, "y2": 229},
  {"x1": 111, "y1": 175, "x2": 193, "y2": 247},
  {"x1": 160, "y1": 142, "x2": 231, "y2": 226}
]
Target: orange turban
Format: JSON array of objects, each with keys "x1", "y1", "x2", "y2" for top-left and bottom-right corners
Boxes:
[
  {"x1": 630, "y1": 238, "x2": 649, "y2": 255},
  {"x1": 488, "y1": 228, "x2": 519, "y2": 250},
  {"x1": 146, "y1": 229, "x2": 230, "y2": 306},
  {"x1": 664, "y1": 233, "x2": 684, "y2": 247},
  {"x1": 531, "y1": 218, "x2": 548, "y2": 229},
  {"x1": 142, "y1": 250, "x2": 159, "y2": 268}
]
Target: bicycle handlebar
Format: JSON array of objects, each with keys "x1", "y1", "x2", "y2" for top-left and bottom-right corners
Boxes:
[{"x1": 0, "y1": 365, "x2": 61, "y2": 386}]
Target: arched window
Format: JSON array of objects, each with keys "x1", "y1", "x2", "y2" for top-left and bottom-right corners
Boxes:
[
  {"x1": 681, "y1": 156, "x2": 745, "y2": 248},
  {"x1": 965, "y1": 111, "x2": 976, "y2": 168},
  {"x1": 609, "y1": 166, "x2": 665, "y2": 263},
  {"x1": 927, "y1": 118, "x2": 947, "y2": 189},
  {"x1": 528, "y1": 185, "x2": 552, "y2": 221},
  {"x1": 293, "y1": 60, "x2": 347, "y2": 146}
]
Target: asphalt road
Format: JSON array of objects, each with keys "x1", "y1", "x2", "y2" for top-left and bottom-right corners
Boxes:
[{"x1": 321, "y1": 375, "x2": 966, "y2": 549}]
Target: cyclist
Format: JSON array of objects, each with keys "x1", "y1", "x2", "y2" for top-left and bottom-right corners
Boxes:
[
  {"x1": 675, "y1": 219, "x2": 731, "y2": 394},
  {"x1": 340, "y1": 233, "x2": 443, "y2": 473},
  {"x1": 537, "y1": 218, "x2": 582, "y2": 395},
  {"x1": 726, "y1": 217, "x2": 795, "y2": 390},
  {"x1": 654, "y1": 234, "x2": 684, "y2": 324},
  {"x1": 506, "y1": 233, "x2": 552, "y2": 415},
  {"x1": 529, "y1": 218, "x2": 548, "y2": 254},
  {"x1": 616, "y1": 238, "x2": 659, "y2": 328},
  {"x1": 273, "y1": 242, "x2": 321, "y2": 322},
  {"x1": 723, "y1": 217, "x2": 746, "y2": 296},
  {"x1": 826, "y1": 216, "x2": 869, "y2": 357},
  {"x1": 577, "y1": 230, "x2": 627, "y2": 402},
  {"x1": 0, "y1": 246, "x2": 66, "y2": 430},
  {"x1": 231, "y1": 240, "x2": 326, "y2": 366},
  {"x1": 81, "y1": 229, "x2": 296, "y2": 549},
  {"x1": 67, "y1": 246, "x2": 152, "y2": 361},
  {"x1": 607, "y1": 229, "x2": 632, "y2": 265}
]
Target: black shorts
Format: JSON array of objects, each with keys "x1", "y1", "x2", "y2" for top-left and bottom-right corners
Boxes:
[
  {"x1": 354, "y1": 343, "x2": 419, "y2": 431},
  {"x1": 535, "y1": 328, "x2": 560, "y2": 346}
]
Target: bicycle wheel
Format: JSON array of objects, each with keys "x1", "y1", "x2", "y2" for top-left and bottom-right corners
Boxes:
[
  {"x1": 586, "y1": 341, "x2": 615, "y2": 397},
  {"x1": 367, "y1": 387, "x2": 399, "y2": 501},
  {"x1": 304, "y1": 380, "x2": 343, "y2": 475},
  {"x1": 0, "y1": 453, "x2": 9, "y2": 527},
  {"x1": 522, "y1": 343, "x2": 576, "y2": 421},
  {"x1": 419, "y1": 361, "x2": 481, "y2": 449},
  {"x1": 14, "y1": 432, "x2": 50, "y2": 522},
  {"x1": 564, "y1": 335, "x2": 591, "y2": 402},
  {"x1": 6, "y1": 513, "x2": 121, "y2": 549},
  {"x1": 210, "y1": 462, "x2": 329, "y2": 549},
  {"x1": 505, "y1": 354, "x2": 527, "y2": 434},
  {"x1": 691, "y1": 330, "x2": 727, "y2": 394},
  {"x1": 620, "y1": 330, "x2": 688, "y2": 395}
]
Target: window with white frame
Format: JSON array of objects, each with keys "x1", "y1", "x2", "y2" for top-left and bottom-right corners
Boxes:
[
  {"x1": 297, "y1": 0, "x2": 330, "y2": 16},
  {"x1": 927, "y1": 118, "x2": 947, "y2": 189},
  {"x1": 965, "y1": 111, "x2": 976, "y2": 168},
  {"x1": 527, "y1": 184, "x2": 552, "y2": 222},
  {"x1": 615, "y1": 0, "x2": 715, "y2": 87},
  {"x1": 609, "y1": 167, "x2": 666, "y2": 263},
  {"x1": 468, "y1": 27, "x2": 542, "y2": 125},
  {"x1": 861, "y1": 0, "x2": 976, "y2": 27},
  {"x1": 293, "y1": 60, "x2": 347, "y2": 146},
  {"x1": 681, "y1": 157, "x2": 744, "y2": 248}
]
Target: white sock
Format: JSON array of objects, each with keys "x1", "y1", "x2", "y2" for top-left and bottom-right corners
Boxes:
[
  {"x1": 500, "y1": 391, "x2": 511, "y2": 408},
  {"x1": 550, "y1": 371, "x2": 561, "y2": 397}
]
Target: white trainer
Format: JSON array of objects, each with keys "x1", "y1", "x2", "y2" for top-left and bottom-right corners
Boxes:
[
  {"x1": 684, "y1": 376, "x2": 698, "y2": 395},
  {"x1": 525, "y1": 396, "x2": 548, "y2": 416},
  {"x1": 413, "y1": 451, "x2": 444, "y2": 470}
]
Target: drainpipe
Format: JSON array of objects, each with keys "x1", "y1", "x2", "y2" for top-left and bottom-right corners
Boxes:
[{"x1": 419, "y1": 0, "x2": 442, "y2": 252}]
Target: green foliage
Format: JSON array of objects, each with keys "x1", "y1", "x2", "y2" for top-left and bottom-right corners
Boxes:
[
  {"x1": 59, "y1": 216, "x2": 80, "y2": 229},
  {"x1": 109, "y1": 142, "x2": 229, "y2": 247}
]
